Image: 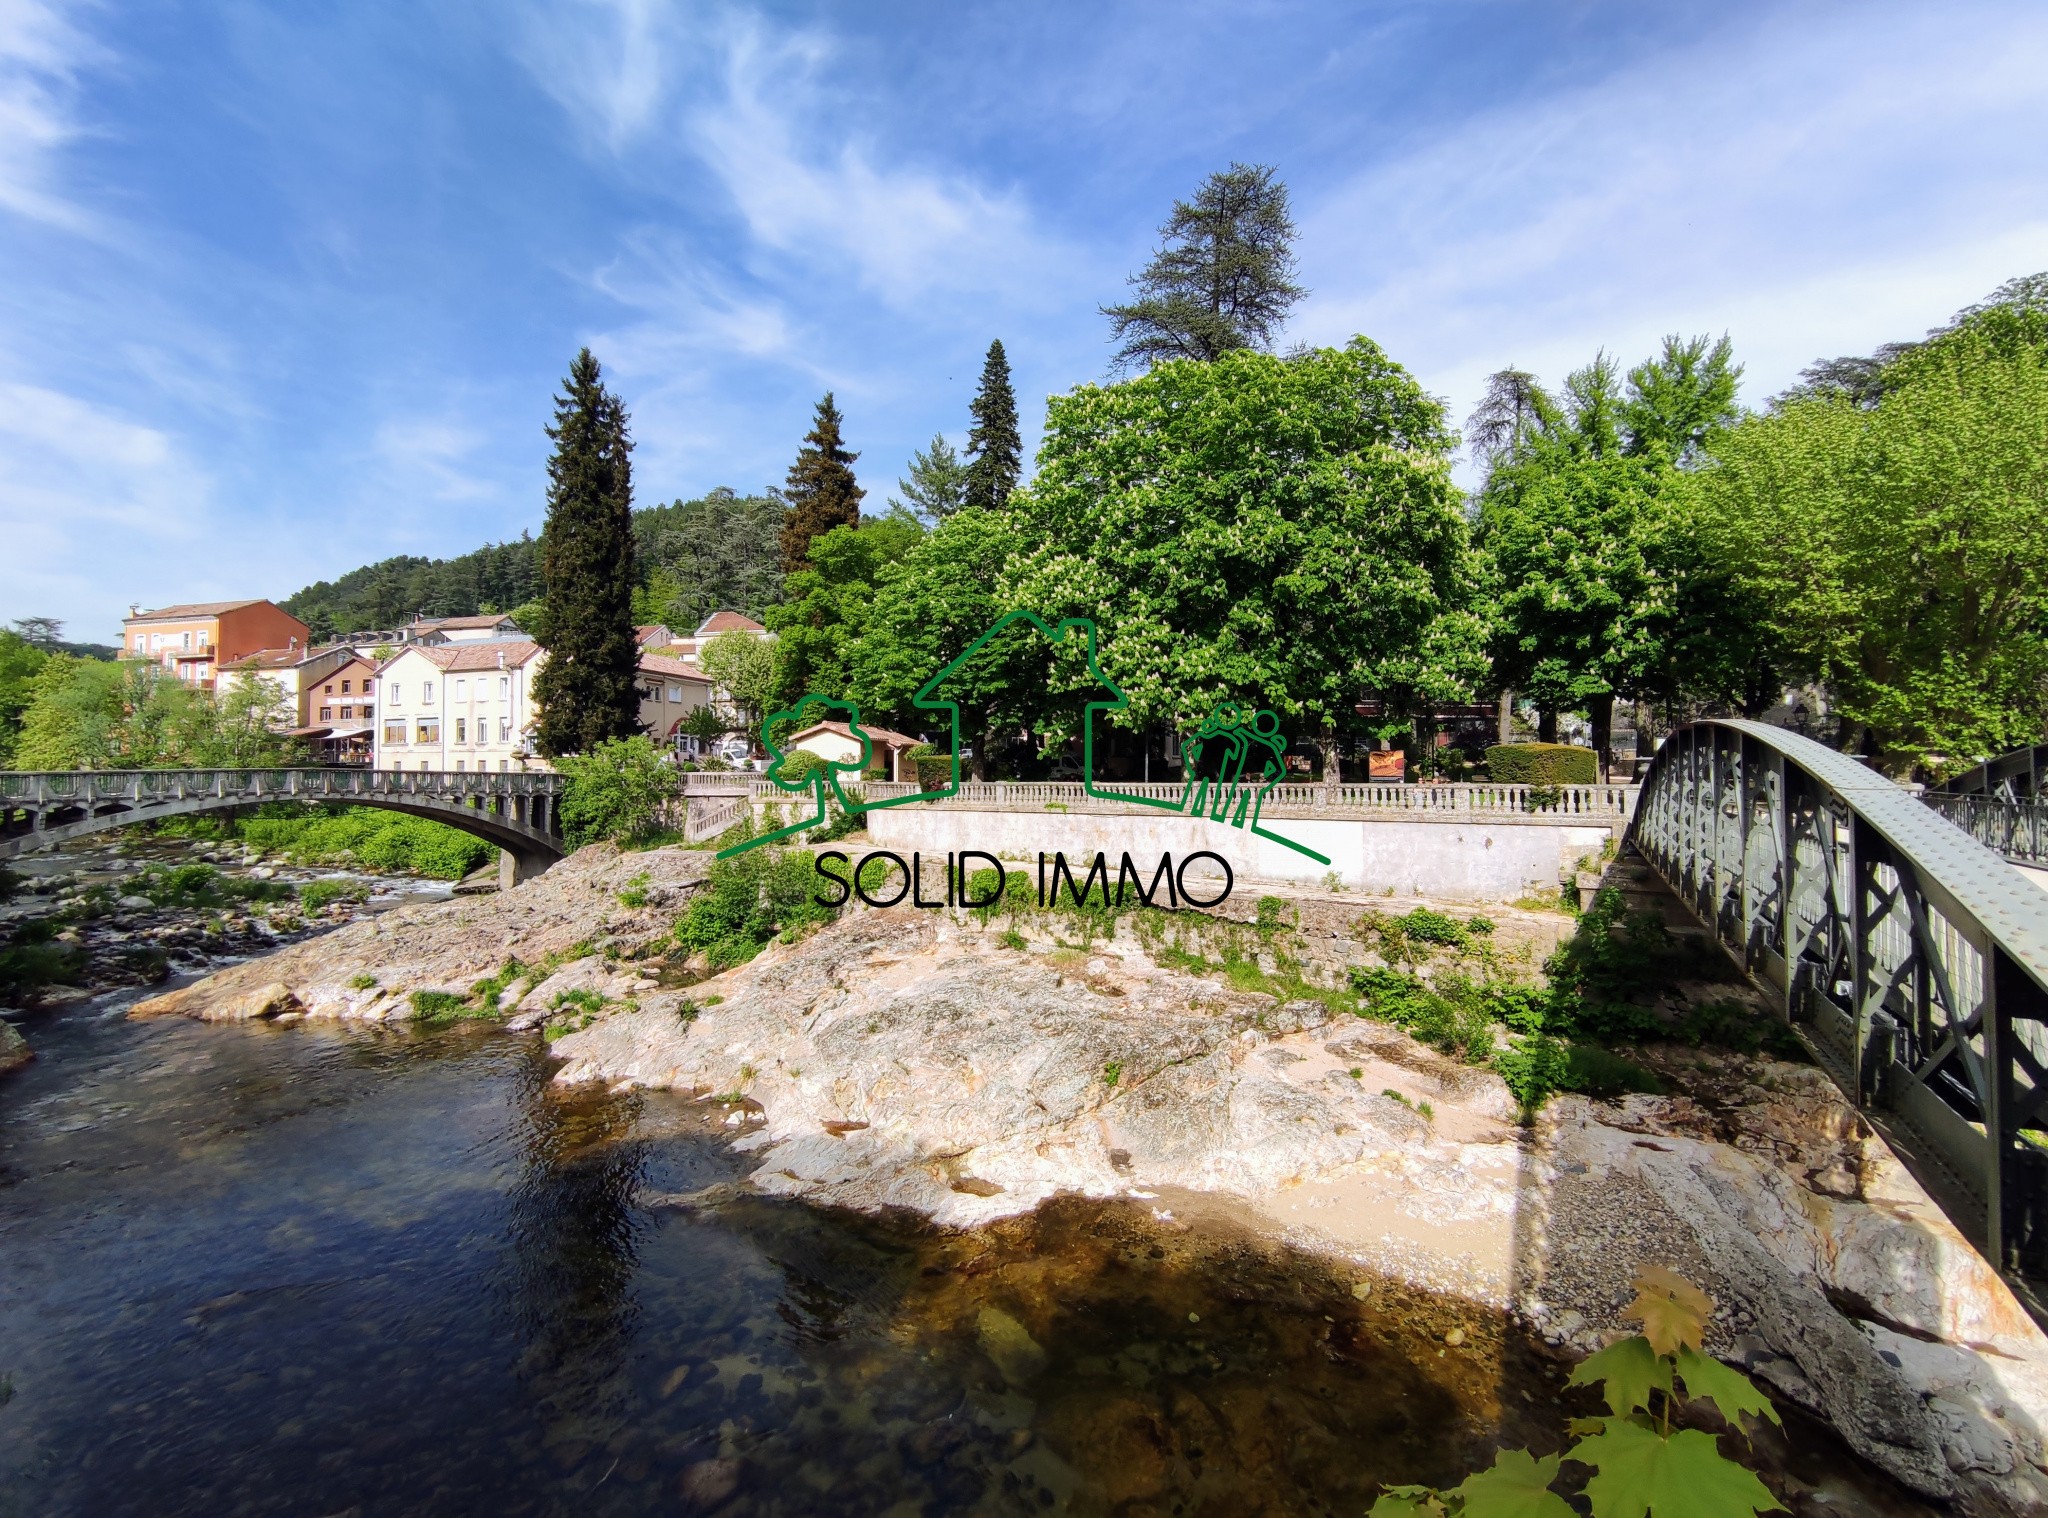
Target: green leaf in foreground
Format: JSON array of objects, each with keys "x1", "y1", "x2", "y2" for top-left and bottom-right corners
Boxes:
[
  {"x1": 1574, "y1": 1420, "x2": 1786, "y2": 1518},
  {"x1": 1453, "y1": 1447, "x2": 1576, "y2": 1517},
  {"x1": 1568, "y1": 1336, "x2": 1672, "y2": 1418},
  {"x1": 1673, "y1": 1347, "x2": 1780, "y2": 1430},
  {"x1": 1369, "y1": 1487, "x2": 1448, "y2": 1517}
]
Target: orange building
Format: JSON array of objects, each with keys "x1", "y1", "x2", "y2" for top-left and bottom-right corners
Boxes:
[{"x1": 122, "y1": 600, "x2": 311, "y2": 690}]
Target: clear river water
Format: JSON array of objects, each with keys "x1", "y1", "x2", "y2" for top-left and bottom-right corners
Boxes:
[{"x1": 0, "y1": 971, "x2": 1939, "y2": 1515}]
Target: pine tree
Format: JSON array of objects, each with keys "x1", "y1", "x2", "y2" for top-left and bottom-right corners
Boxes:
[
  {"x1": 778, "y1": 392, "x2": 864, "y2": 572},
  {"x1": 1102, "y1": 163, "x2": 1306, "y2": 372},
  {"x1": 532, "y1": 348, "x2": 641, "y2": 758},
  {"x1": 963, "y1": 339, "x2": 1021, "y2": 510},
  {"x1": 890, "y1": 434, "x2": 969, "y2": 520}
]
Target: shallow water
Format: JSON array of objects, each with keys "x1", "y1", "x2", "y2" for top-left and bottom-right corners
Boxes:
[{"x1": 0, "y1": 995, "x2": 1933, "y2": 1516}]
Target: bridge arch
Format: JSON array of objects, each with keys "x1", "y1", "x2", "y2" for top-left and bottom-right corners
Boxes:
[
  {"x1": 0, "y1": 769, "x2": 567, "y2": 879},
  {"x1": 1629, "y1": 719, "x2": 2048, "y2": 1283}
]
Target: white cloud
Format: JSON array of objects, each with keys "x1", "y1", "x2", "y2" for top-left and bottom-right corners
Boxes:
[
  {"x1": 369, "y1": 417, "x2": 498, "y2": 504},
  {"x1": 0, "y1": 0, "x2": 104, "y2": 230},
  {"x1": 511, "y1": 0, "x2": 679, "y2": 152},
  {"x1": 1292, "y1": 2, "x2": 2048, "y2": 461}
]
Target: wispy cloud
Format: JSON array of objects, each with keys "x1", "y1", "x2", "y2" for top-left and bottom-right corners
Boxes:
[
  {"x1": 1295, "y1": 2, "x2": 2048, "y2": 448},
  {"x1": 0, "y1": 0, "x2": 104, "y2": 230},
  {"x1": 511, "y1": 0, "x2": 680, "y2": 153}
]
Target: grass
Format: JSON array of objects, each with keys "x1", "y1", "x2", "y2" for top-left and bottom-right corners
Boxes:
[
  {"x1": 347, "y1": 972, "x2": 378, "y2": 991},
  {"x1": 616, "y1": 872, "x2": 652, "y2": 909},
  {"x1": 1102, "y1": 1059, "x2": 1123, "y2": 1088},
  {"x1": 299, "y1": 878, "x2": 369, "y2": 914}
]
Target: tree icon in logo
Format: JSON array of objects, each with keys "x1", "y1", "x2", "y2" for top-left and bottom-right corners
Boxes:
[{"x1": 717, "y1": 694, "x2": 872, "y2": 858}]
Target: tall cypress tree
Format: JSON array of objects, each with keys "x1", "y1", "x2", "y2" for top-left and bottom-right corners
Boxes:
[
  {"x1": 532, "y1": 348, "x2": 641, "y2": 757},
  {"x1": 778, "y1": 392, "x2": 864, "y2": 572},
  {"x1": 963, "y1": 339, "x2": 1021, "y2": 510}
]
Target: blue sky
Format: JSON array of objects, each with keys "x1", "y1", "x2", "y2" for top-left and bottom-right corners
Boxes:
[{"x1": 3, "y1": 1, "x2": 2046, "y2": 642}]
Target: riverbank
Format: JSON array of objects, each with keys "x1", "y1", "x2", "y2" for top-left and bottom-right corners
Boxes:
[{"x1": 115, "y1": 840, "x2": 2048, "y2": 1512}]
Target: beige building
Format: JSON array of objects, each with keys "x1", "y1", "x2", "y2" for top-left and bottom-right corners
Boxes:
[
  {"x1": 374, "y1": 641, "x2": 545, "y2": 773},
  {"x1": 402, "y1": 612, "x2": 524, "y2": 645},
  {"x1": 637, "y1": 653, "x2": 713, "y2": 748},
  {"x1": 785, "y1": 720, "x2": 922, "y2": 782}
]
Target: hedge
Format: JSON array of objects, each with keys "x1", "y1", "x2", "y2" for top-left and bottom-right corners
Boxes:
[{"x1": 1484, "y1": 743, "x2": 1598, "y2": 786}]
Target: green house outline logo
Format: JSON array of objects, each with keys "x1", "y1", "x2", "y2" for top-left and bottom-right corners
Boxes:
[{"x1": 716, "y1": 611, "x2": 1329, "y2": 865}]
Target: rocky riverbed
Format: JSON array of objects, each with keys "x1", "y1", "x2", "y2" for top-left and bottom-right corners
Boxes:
[{"x1": 115, "y1": 841, "x2": 2048, "y2": 1513}]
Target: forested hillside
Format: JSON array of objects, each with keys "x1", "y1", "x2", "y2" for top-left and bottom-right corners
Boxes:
[{"x1": 281, "y1": 488, "x2": 785, "y2": 639}]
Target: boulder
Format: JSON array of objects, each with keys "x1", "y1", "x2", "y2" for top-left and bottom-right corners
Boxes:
[{"x1": 0, "y1": 1021, "x2": 31, "y2": 1073}]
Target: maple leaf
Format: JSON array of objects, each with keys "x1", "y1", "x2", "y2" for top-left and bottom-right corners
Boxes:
[
  {"x1": 1674, "y1": 1347, "x2": 1781, "y2": 1430},
  {"x1": 1574, "y1": 1420, "x2": 1787, "y2": 1518},
  {"x1": 1452, "y1": 1448, "x2": 1576, "y2": 1517},
  {"x1": 1622, "y1": 1267, "x2": 1712, "y2": 1357},
  {"x1": 1568, "y1": 1336, "x2": 1672, "y2": 1418}
]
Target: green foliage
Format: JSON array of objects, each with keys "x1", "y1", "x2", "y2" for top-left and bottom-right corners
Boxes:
[
  {"x1": 1102, "y1": 1059, "x2": 1122, "y2": 1088},
  {"x1": 0, "y1": 628, "x2": 50, "y2": 766},
  {"x1": 776, "y1": 749, "x2": 826, "y2": 784},
  {"x1": 348, "y1": 973, "x2": 378, "y2": 990},
  {"x1": 964, "y1": 338, "x2": 1021, "y2": 510},
  {"x1": 673, "y1": 847, "x2": 837, "y2": 968},
  {"x1": 1102, "y1": 162, "x2": 1306, "y2": 371},
  {"x1": 468, "y1": 959, "x2": 529, "y2": 1014},
  {"x1": 13, "y1": 655, "x2": 302, "y2": 770},
  {"x1": 764, "y1": 514, "x2": 925, "y2": 710},
  {"x1": 556, "y1": 734, "x2": 681, "y2": 848},
  {"x1": 1011, "y1": 339, "x2": 1485, "y2": 749},
  {"x1": 0, "y1": 933, "x2": 87, "y2": 1000},
  {"x1": 1348, "y1": 968, "x2": 1497, "y2": 1064},
  {"x1": 532, "y1": 347, "x2": 641, "y2": 758},
  {"x1": 634, "y1": 488, "x2": 787, "y2": 630},
  {"x1": 236, "y1": 806, "x2": 492, "y2": 879},
  {"x1": 1254, "y1": 895, "x2": 1291, "y2": 934},
  {"x1": 1484, "y1": 744, "x2": 1597, "y2": 786},
  {"x1": 699, "y1": 626, "x2": 780, "y2": 734},
  {"x1": 891, "y1": 434, "x2": 969, "y2": 521},
  {"x1": 779, "y1": 392, "x2": 866, "y2": 574},
  {"x1": 617, "y1": 871, "x2": 651, "y2": 908},
  {"x1": 132, "y1": 863, "x2": 292, "y2": 909},
  {"x1": 409, "y1": 990, "x2": 473, "y2": 1022},
  {"x1": 298, "y1": 878, "x2": 369, "y2": 913},
  {"x1": 1691, "y1": 306, "x2": 2048, "y2": 772},
  {"x1": 1378, "y1": 1270, "x2": 1783, "y2": 1518}
]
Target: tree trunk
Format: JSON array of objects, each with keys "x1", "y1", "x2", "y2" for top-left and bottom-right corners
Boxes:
[
  {"x1": 1589, "y1": 693, "x2": 1614, "y2": 782},
  {"x1": 1497, "y1": 689, "x2": 1514, "y2": 745},
  {"x1": 1319, "y1": 723, "x2": 1341, "y2": 792},
  {"x1": 1538, "y1": 708, "x2": 1558, "y2": 743}
]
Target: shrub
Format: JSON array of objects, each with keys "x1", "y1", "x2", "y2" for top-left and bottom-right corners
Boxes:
[
  {"x1": 299, "y1": 878, "x2": 369, "y2": 914},
  {"x1": 1484, "y1": 742, "x2": 1598, "y2": 786},
  {"x1": 903, "y1": 742, "x2": 953, "y2": 791},
  {"x1": 776, "y1": 748, "x2": 826, "y2": 784},
  {"x1": 1560, "y1": 1044, "x2": 1665, "y2": 1098},
  {"x1": 238, "y1": 805, "x2": 491, "y2": 880},
  {"x1": 348, "y1": 973, "x2": 378, "y2": 991},
  {"x1": 674, "y1": 846, "x2": 837, "y2": 968},
  {"x1": 1399, "y1": 907, "x2": 1465, "y2": 946},
  {"x1": 409, "y1": 989, "x2": 472, "y2": 1022},
  {"x1": 556, "y1": 735, "x2": 681, "y2": 849}
]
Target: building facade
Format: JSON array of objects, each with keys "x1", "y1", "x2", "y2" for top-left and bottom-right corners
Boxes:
[
  {"x1": 636, "y1": 653, "x2": 713, "y2": 747},
  {"x1": 373, "y1": 641, "x2": 545, "y2": 773},
  {"x1": 122, "y1": 600, "x2": 311, "y2": 690}
]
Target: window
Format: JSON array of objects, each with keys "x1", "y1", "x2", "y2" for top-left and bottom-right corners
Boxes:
[
  {"x1": 323, "y1": 683, "x2": 333, "y2": 695},
  {"x1": 416, "y1": 719, "x2": 439, "y2": 743},
  {"x1": 340, "y1": 706, "x2": 353, "y2": 719},
  {"x1": 363, "y1": 678, "x2": 374, "y2": 695},
  {"x1": 131, "y1": 634, "x2": 143, "y2": 651},
  {"x1": 340, "y1": 679, "x2": 351, "y2": 694},
  {"x1": 499, "y1": 759, "x2": 509, "y2": 772},
  {"x1": 319, "y1": 706, "x2": 332, "y2": 720},
  {"x1": 498, "y1": 716, "x2": 511, "y2": 742},
  {"x1": 499, "y1": 677, "x2": 509, "y2": 699},
  {"x1": 197, "y1": 631, "x2": 209, "y2": 647},
  {"x1": 455, "y1": 717, "x2": 467, "y2": 743},
  {"x1": 181, "y1": 631, "x2": 192, "y2": 649},
  {"x1": 419, "y1": 760, "x2": 430, "y2": 771},
  {"x1": 389, "y1": 683, "x2": 400, "y2": 706},
  {"x1": 383, "y1": 720, "x2": 406, "y2": 745},
  {"x1": 454, "y1": 678, "x2": 467, "y2": 699},
  {"x1": 455, "y1": 759, "x2": 465, "y2": 772},
  {"x1": 361, "y1": 704, "x2": 374, "y2": 719},
  {"x1": 422, "y1": 682, "x2": 434, "y2": 703},
  {"x1": 667, "y1": 684, "x2": 683, "y2": 702}
]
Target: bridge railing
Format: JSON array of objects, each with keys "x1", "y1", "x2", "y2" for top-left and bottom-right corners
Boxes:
[
  {"x1": 1630, "y1": 719, "x2": 2048, "y2": 1276},
  {"x1": 853, "y1": 778, "x2": 1637, "y2": 819},
  {"x1": 1923, "y1": 793, "x2": 2048, "y2": 867},
  {"x1": 0, "y1": 767, "x2": 564, "y2": 805}
]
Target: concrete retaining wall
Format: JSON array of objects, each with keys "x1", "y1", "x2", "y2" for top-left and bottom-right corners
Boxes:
[{"x1": 857, "y1": 807, "x2": 1615, "y2": 902}]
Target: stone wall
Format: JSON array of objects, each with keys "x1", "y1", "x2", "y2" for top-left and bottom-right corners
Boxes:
[{"x1": 858, "y1": 807, "x2": 1616, "y2": 903}]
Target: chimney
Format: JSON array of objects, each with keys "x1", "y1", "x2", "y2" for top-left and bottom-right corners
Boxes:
[
  {"x1": 128, "y1": 603, "x2": 140, "y2": 618},
  {"x1": 497, "y1": 648, "x2": 505, "y2": 669}
]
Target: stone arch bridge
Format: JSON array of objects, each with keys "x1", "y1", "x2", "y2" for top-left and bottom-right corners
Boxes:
[{"x1": 0, "y1": 769, "x2": 567, "y2": 884}]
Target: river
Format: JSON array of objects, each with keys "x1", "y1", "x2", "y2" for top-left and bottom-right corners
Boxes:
[{"x1": 0, "y1": 862, "x2": 1940, "y2": 1514}]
